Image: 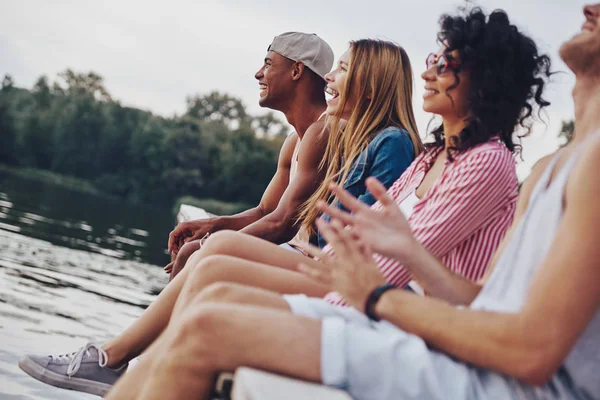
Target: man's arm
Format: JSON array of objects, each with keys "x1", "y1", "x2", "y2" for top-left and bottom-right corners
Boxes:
[
  {"x1": 240, "y1": 120, "x2": 329, "y2": 243},
  {"x1": 312, "y1": 153, "x2": 555, "y2": 306},
  {"x1": 168, "y1": 133, "x2": 297, "y2": 253},
  {"x1": 407, "y1": 153, "x2": 557, "y2": 304},
  {"x1": 375, "y1": 144, "x2": 600, "y2": 385},
  {"x1": 206, "y1": 133, "x2": 298, "y2": 231},
  {"x1": 307, "y1": 143, "x2": 600, "y2": 385}
]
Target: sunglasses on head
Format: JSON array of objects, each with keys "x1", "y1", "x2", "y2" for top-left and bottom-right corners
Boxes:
[{"x1": 426, "y1": 53, "x2": 460, "y2": 75}]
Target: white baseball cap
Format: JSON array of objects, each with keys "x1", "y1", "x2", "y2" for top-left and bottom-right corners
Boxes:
[{"x1": 268, "y1": 32, "x2": 334, "y2": 81}]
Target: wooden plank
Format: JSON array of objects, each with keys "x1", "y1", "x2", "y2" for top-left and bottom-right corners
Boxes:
[{"x1": 232, "y1": 367, "x2": 352, "y2": 400}]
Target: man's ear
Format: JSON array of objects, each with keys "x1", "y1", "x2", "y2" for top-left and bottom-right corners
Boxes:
[{"x1": 291, "y1": 62, "x2": 305, "y2": 81}]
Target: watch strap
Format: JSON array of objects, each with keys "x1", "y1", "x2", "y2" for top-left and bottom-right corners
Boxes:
[{"x1": 364, "y1": 283, "x2": 397, "y2": 321}]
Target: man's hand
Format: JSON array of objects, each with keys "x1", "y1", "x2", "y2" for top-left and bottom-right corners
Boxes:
[
  {"x1": 168, "y1": 220, "x2": 213, "y2": 255},
  {"x1": 317, "y1": 178, "x2": 417, "y2": 262},
  {"x1": 298, "y1": 218, "x2": 387, "y2": 310}
]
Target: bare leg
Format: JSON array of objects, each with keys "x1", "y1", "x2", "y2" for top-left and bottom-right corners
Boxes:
[
  {"x1": 102, "y1": 263, "x2": 195, "y2": 368},
  {"x1": 106, "y1": 287, "x2": 321, "y2": 400},
  {"x1": 174, "y1": 229, "x2": 320, "y2": 276},
  {"x1": 107, "y1": 284, "x2": 294, "y2": 399},
  {"x1": 102, "y1": 231, "x2": 325, "y2": 367},
  {"x1": 168, "y1": 239, "x2": 201, "y2": 280},
  {"x1": 170, "y1": 254, "x2": 329, "y2": 319}
]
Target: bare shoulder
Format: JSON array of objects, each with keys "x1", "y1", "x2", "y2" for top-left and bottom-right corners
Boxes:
[
  {"x1": 282, "y1": 131, "x2": 299, "y2": 151},
  {"x1": 566, "y1": 135, "x2": 600, "y2": 199},
  {"x1": 513, "y1": 153, "x2": 557, "y2": 217},
  {"x1": 522, "y1": 153, "x2": 556, "y2": 193},
  {"x1": 302, "y1": 119, "x2": 329, "y2": 142},
  {"x1": 297, "y1": 119, "x2": 329, "y2": 162},
  {"x1": 277, "y1": 132, "x2": 299, "y2": 167}
]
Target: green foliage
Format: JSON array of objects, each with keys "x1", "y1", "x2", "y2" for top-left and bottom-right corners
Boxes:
[
  {"x1": 2, "y1": 75, "x2": 14, "y2": 90},
  {"x1": 186, "y1": 91, "x2": 249, "y2": 125},
  {"x1": 559, "y1": 120, "x2": 574, "y2": 146},
  {"x1": 0, "y1": 164, "x2": 105, "y2": 196},
  {"x1": 0, "y1": 79, "x2": 18, "y2": 164},
  {"x1": 252, "y1": 111, "x2": 290, "y2": 138},
  {"x1": 0, "y1": 71, "x2": 288, "y2": 209}
]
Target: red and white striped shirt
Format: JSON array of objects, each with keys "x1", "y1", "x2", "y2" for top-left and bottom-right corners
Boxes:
[{"x1": 324, "y1": 139, "x2": 519, "y2": 306}]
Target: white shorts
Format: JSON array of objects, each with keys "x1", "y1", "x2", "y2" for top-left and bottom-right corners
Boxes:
[
  {"x1": 282, "y1": 294, "x2": 570, "y2": 400},
  {"x1": 278, "y1": 242, "x2": 304, "y2": 254}
]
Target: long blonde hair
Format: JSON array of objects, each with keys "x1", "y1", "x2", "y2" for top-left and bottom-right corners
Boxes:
[{"x1": 299, "y1": 39, "x2": 423, "y2": 236}]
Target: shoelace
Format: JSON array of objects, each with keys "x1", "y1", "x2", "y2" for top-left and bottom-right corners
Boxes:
[{"x1": 50, "y1": 343, "x2": 108, "y2": 377}]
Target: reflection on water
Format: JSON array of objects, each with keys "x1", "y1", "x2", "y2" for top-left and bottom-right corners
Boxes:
[
  {"x1": 0, "y1": 171, "x2": 171, "y2": 399},
  {"x1": 0, "y1": 171, "x2": 174, "y2": 266}
]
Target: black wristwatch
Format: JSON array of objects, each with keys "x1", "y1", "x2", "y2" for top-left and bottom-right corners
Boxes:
[{"x1": 364, "y1": 283, "x2": 397, "y2": 321}]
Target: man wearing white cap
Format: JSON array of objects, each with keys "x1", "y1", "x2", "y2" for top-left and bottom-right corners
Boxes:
[
  {"x1": 14, "y1": 33, "x2": 335, "y2": 397},
  {"x1": 166, "y1": 32, "x2": 334, "y2": 279}
]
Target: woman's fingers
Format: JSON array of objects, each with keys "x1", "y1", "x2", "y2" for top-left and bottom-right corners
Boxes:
[
  {"x1": 329, "y1": 183, "x2": 371, "y2": 213},
  {"x1": 298, "y1": 241, "x2": 331, "y2": 262},
  {"x1": 366, "y1": 177, "x2": 399, "y2": 210},
  {"x1": 330, "y1": 218, "x2": 365, "y2": 260},
  {"x1": 316, "y1": 218, "x2": 350, "y2": 255},
  {"x1": 316, "y1": 200, "x2": 355, "y2": 226},
  {"x1": 298, "y1": 263, "x2": 331, "y2": 284}
]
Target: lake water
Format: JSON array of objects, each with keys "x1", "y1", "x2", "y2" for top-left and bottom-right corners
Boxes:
[{"x1": 0, "y1": 170, "x2": 173, "y2": 399}]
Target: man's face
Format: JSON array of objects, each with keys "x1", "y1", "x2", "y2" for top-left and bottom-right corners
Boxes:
[
  {"x1": 254, "y1": 51, "x2": 294, "y2": 110},
  {"x1": 560, "y1": 4, "x2": 600, "y2": 76}
]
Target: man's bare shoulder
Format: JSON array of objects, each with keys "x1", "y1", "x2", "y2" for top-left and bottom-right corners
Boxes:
[
  {"x1": 567, "y1": 134, "x2": 600, "y2": 198},
  {"x1": 277, "y1": 131, "x2": 300, "y2": 167},
  {"x1": 522, "y1": 153, "x2": 556, "y2": 192},
  {"x1": 514, "y1": 153, "x2": 557, "y2": 216},
  {"x1": 575, "y1": 133, "x2": 600, "y2": 170},
  {"x1": 303, "y1": 119, "x2": 329, "y2": 142},
  {"x1": 297, "y1": 119, "x2": 329, "y2": 157},
  {"x1": 282, "y1": 130, "x2": 300, "y2": 149}
]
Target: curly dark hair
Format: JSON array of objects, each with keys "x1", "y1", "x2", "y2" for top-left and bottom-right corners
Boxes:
[{"x1": 427, "y1": 7, "x2": 553, "y2": 157}]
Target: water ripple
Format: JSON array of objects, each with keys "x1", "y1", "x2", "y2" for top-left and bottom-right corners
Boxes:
[{"x1": 0, "y1": 230, "x2": 166, "y2": 399}]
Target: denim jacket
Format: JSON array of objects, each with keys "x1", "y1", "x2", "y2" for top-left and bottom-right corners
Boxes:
[{"x1": 316, "y1": 126, "x2": 415, "y2": 248}]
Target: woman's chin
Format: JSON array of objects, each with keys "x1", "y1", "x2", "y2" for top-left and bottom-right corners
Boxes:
[{"x1": 422, "y1": 101, "x2": 444, "y2": 115}]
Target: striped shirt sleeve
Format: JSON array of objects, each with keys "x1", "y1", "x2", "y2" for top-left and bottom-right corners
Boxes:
[{"x1": 376, "y1": 147, "x2": 516, "y2": 289}]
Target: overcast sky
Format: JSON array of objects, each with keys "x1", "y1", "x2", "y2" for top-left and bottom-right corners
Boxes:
[{"x1": 0, "y1": 0, "x2": 587, "y2": 177}]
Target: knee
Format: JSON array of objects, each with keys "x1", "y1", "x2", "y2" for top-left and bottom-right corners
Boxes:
[
  {"x1": 193, "y1": 282, "x2": 246, "y2": 305},
  {"x1": 177, "y1": 240, "x2": 200, "y2": 262},
  {"x1": 184, "y1": 247, "x2": 207, "y2": 273},
  {"x1": 200, "y1": 230, "x2": 240, "y2": 256},
  {"x1": 186, "y1": 255, "x2": 226, "y2": 286},
  {"x1": 169, "y1": 241, "x2": 203, "y2": 280},
  {"x1": 179, "y1": 255, "x2": 239, "y2": 300},
  {"x1": 172, "y1": 305, "x2": 225, "y2": 359},
  {"x1": 171, "y1": 231, "x2": 238, "y2": 281},
  {"x1": 180, "y1": 305, "x2": 221, "y2": 336}
]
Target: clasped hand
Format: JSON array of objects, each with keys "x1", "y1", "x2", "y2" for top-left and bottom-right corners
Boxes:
[{"x1": 168, "y1": 220, "x2": 212, "y2": 255}]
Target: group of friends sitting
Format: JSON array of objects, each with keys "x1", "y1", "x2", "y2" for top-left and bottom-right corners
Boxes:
[{"x1": 18, "y1": 4, "x2": 600, "y2": 400}]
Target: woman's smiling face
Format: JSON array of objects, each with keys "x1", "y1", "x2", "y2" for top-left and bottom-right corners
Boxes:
[
  {"x1": 324, "y1": 49, "x2": 354, "y2": 119},
  {"x1": 421, "y1": 47, "x2": 471, "y2": 119}
]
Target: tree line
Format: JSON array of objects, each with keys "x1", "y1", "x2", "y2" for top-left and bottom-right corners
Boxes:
[
  {"x1": 0, "y1": 70, "x2": 289, "y2": 209},
  {"x1": 0, "y1": 70, "x2": 575, "y2": 211}
]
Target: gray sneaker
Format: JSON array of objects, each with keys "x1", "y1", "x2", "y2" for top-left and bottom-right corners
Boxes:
[{"x1": 19, "y1": 342, "x2": 127, "y2": 397}]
